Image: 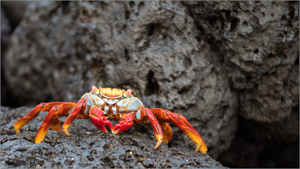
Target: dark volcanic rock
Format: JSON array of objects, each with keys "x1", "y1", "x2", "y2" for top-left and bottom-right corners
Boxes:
[
  {"x1": 3, "y1": 1, "x2": 238, "y2": 158},
  {"x1": 184, "y1": 1, "x2": 299, "y2": 123},
  {"x1": 1, "y1": 8, "x2": 13, "y2": 107},
  {"x1": 0, "y1": 106, "x2": 226, "y2": 168},
  {"x1": 2, "y1": 1, "x2": 299, "y2": 167}
]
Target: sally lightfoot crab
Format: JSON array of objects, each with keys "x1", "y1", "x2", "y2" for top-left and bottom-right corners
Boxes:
[{"x1": 14, "y1": 86, "x2": 207, "y2": 153}]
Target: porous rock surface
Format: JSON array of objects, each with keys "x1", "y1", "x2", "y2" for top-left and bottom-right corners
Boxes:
[
  {"x1": 184, "y1": 1, "x2": 299, "y2": 123},
  {"x1": 2, "y1": 0, "x2": 299, "y2": 165},
  {"x1": 3, "y1": 1, "x2": 238, "y2": 158},
  {"x1": 0, "y1": 106, "x2": 226, "y2": 168},
  {"x1": 1, "y1": 9, "x2": 12, "y2": 107}
]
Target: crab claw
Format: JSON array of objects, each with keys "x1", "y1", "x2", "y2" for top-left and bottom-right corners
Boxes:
[
  {"x1": 90, "y1": 106, "x2": 113, "y2": 132},
  {"x1": 112, "y1": 113, "x2": 134, "y2": 134}
]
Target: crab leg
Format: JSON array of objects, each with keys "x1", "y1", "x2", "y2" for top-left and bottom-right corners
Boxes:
[
  {"x1": 159, "y1": 122, "x2": 173, "y2": 144},
  {"x1": 14, "y1": 102, "x2": 64, "y2": 134},
  {"x1": 111, "y1": 112, "x2": 135, "y2": 134},
  {"x1": 150, "y1": 108, "x2": 207, "y2": 153},
  {"x1": 62, "y1": 98, "x2": 87, "y2": 136},
  {"x1": 135, "y1": 107, "x2": 164, "y2": 150},
  {"x1": 89, "y1": 106, "x2": 113, "y2": 132},
  {"x1": 35, "y1": 102, "x2": 77, "y2": 143}
]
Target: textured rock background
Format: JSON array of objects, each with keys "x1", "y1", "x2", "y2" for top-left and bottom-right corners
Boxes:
[{"x1": 1, "y1": 1, "x2": 299, "y2": 168}]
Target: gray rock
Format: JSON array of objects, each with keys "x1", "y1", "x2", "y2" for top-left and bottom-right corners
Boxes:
[
  {"x1": 184, "y1": 1, "x2": 299, "y2": 123},
  {"x1": 1, "y1": 8, "x2": 12, "y2": 107},
  {"x1": 3, "y1": 1, "x2": 238, "y2": 158},
  {"x1": 0, "y1": 106, "x2": 227, "y2": 168},
  {"x1": 2, "y1": 1, "x2": 299, "y2": 165}
]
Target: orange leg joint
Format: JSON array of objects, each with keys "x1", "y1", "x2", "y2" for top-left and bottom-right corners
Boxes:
[
  {"x1": 14, "y1": 102, "x2": 63, "y2": 134},
  {"x1": 150, "y1": 108, "x2": 207, "y2": 154},
  {"x1": 62, "y1": 98, "x2": 87, "y2": 136},
  {"x1": 35, "y1": 102, "x2": 77, "y2": 143},
  {"x1": 143, "y1": 107, "x2": 164, "y2": 150}
]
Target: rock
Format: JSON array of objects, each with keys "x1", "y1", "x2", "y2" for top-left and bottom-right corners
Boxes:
[
  {"x1": 2, "y1": 1, "x2": 299, "y2": 166},
  {"x1": 0, "y1": 106, "x2": 227, "y2": 168},
  {"x1": 184, "y1": 1, "x2": 299, "y2": 123},
  {"x1": 1, "y1": 9, "x2": 11, "y2": 45},
  {"x1": 1, "y1": 2, "x2": 32, "y2": 29},
  {"x1": 1, "y1": 8, "x2": 13, "y2": 108},
  {"x1": 3, "y1": 1, "x2": 238, "y2": 158}
]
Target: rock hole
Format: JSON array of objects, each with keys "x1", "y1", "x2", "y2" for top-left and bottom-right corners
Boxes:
[
  {"x1": 129, "y1": 1, "x2": 135, "y2": 8},
  {"x1": 138, "y1": 2, "x2": 145, "y2": 11},
  {"x1": 64, "y1": 159, "x2": 74, "y2": 166},
  {"x1": 254, "y1": 48, "x2": 259, "y2": 54},
  {"x1": 230, "y1": 18, "x2": 239, "y2": 31},
  {"x1": 90, "y1": 149, "x2": 97, "y2": 154},
  {"x1": 61, "y1": 1, "x2": 69, "y2": 14},
  {"x1": 271, "y1": 13, "x2": 274, "y2": 17},
  {"x1": 179, "y1": 86, "x2": 190, "y2": 94},
  {"x1": 220, "y1": 140, "x2": 225, "y2": 145},
  {"x1": 262, "y1": 12, "x2": 265, "y2": 17},
  {"x1": 242, "y1": 21, "x2": 248, "y2": 27},
  {"x1": 87, "y1": 156, "x2": 94, "y2": 161},
  {"x1": 124, "y1": 48, "x2": 130, "y2": 61},
  {"x1": 249, "y1": 16, "x2": 259, "y2": 29},
  {"x1": 294, "y1": 56, "x2": 299, "y2": 65},
  {"x1": 225, "y1": 10, "x2": 231, "y2": 18},
  {"x1": 125, "y1": 10, "x2": 130, "y2": 20},
  {"x1": 102, "y1": 157, "x2": 114, "y2": 167},
  {"x1": 155, "y1": 101, "x2": 162, "y2": 108},
  {"x1": 99, "y1": 2, "x2": 107, "y2": 9},
  {"x1": 246, "y1": 75, "x2": 251, "y2": 82},
  {"x1": 208, "y1": 17, "x2": 217, "y2": 25},
  {"x1": 148, "y1": 24, "x2": 156, "y2": 36},
  {"x1": 281, "y1": 15, "x2": 287, "y2": 24},
  {"x1": 145, "y1": 70, "x2": 160, "y2": 96},
  {"x1": 80, "y1": 7, "x2": 89, "y2": 18},
  {"x1": 145, "y1": 57, "x2": 149, "y2": 62},
  {"x1": 289, "y1": 4, "x2": 295, "y2": 21},
  {"x1": 183, "y1": 57, "x2": 192, "y2": 69}
]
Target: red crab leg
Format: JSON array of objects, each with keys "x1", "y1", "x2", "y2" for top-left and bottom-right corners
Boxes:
[
  {"x1": 14, "y1": 102, "x2": 63, "y2": 134},
  {"x1": 138, "y1": 107, "x2": 164, "y2": 150},
  {"x1": 150, "y1": 108, "x2": 207, "y2": 153},
  {"x1": 35, "y1": 102, "x2": 77, "y2": 143},
  {"x1": 159, "y1": 122, "x2": 173, "y2": 144},
  {"x1": 62, "y1": 98, "x2": 87, "y2": 136},
  {"x1": 89, "y1": 106, "x2": 113, "y2": 132},
  {"x1": 111, "y1": 112, "x2": 135, "y2": 134}
]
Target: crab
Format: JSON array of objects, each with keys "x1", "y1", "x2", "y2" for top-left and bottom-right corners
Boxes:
[{"x1": 14, "y1": 86, "x2": 207, "y2": 153}]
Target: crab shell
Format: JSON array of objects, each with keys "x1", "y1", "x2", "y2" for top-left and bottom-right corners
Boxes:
[{"x1": 82, "y1": 87, "x2": 144, "y2": 121}]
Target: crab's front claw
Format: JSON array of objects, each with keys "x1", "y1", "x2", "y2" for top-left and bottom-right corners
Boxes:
[
  {"x1": 90, "y1": 106, "x2": 113, "y2": 132},
  {"x1": 112, "y1": 113, "x2": 134, "y2": 134}
]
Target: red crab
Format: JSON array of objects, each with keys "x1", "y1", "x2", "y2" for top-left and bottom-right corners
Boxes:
[{"x1": 14, "y1": 86, "x2": 207, "y2": 153}]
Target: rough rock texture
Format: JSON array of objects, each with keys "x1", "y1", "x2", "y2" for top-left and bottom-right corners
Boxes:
[
  {"x1": 1, "y1": 9, "x2": 12, "y2": 107},
  {"x1": 0, "y1": 106, "x2": 226, "y2": 168},
  {"x1": 2, "y1": 1, "x2": 299, "y2": 167},
  {"x1": 184, "y1": 1, "x2": 299, "y2": 123},
  {"x1": 3, "y1": 1, "x2": 238, "y2": 158}
]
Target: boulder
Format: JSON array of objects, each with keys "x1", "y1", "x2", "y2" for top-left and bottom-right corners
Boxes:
[
  {"x1": 3, "y1": 1, "x2": 238, "y2": 158},
  {"x1": 0, "y1": 106, "x2": 226, "y2": 168}
]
